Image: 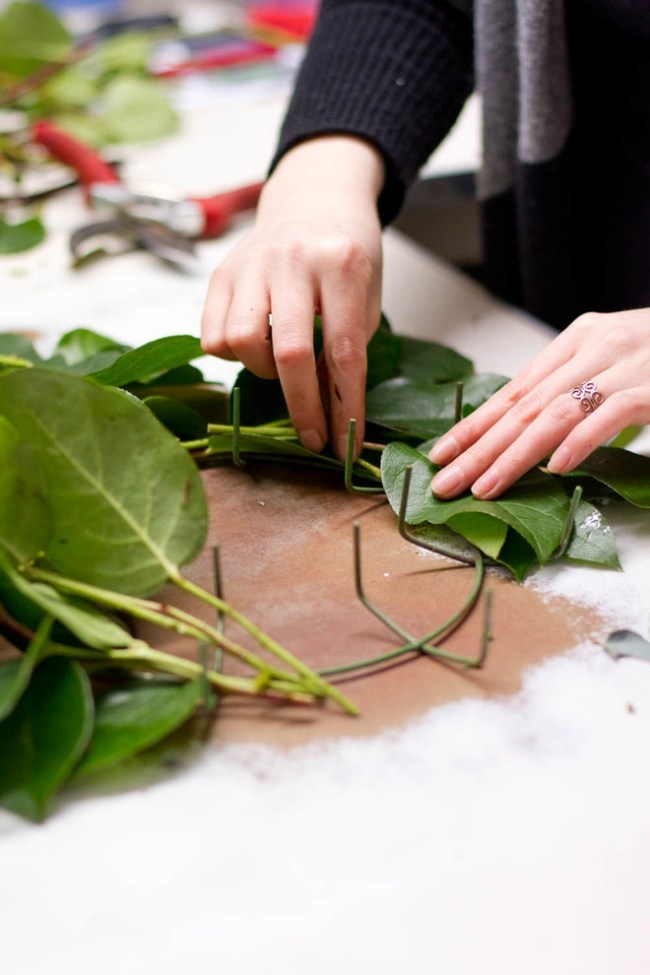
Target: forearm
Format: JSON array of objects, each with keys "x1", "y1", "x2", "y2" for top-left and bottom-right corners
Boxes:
[{"x1": 271, "y1": 0, "x2": 475, "y2": 223}]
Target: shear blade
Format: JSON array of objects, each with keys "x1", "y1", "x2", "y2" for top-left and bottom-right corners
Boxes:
[{"x1": 70, "y1": 215, "x2": 198, "y2": 270}]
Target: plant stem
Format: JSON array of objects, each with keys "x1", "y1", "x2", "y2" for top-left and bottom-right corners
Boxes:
[
  {"x1": 24, "y1": 564, "x2": 356, "y2": 713},
  {"x1": 24, "y1": 565, "x2": 302, "y2": 687},
  {"x1": 173, "y1": 572, "x2": 358, "y2": 715},
  {"x1": 206, "y1": 423, "x2": 299, "y2": 438},
  {"x1": 44, "y1": 641, "x2": 316, "y2": 705}
]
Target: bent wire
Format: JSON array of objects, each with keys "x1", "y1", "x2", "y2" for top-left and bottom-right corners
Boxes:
[
  {"x1": 318, "y1": 520, "x2": 491, "y2": 677},
  {"x1": 399, "y1": 465, "x2": 476, "y2": 566}
]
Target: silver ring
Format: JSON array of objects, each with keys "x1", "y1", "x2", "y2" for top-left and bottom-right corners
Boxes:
[{"x1": 571, "y1": 380, "x2": 604, "y2": 414}]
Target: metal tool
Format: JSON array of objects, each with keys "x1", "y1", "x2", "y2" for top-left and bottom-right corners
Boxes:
[{"x1": 31, "y1": 120, "x2": 263, "y2": 267}]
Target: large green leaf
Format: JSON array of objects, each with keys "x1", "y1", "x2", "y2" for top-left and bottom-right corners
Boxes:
[
  {"x1": 0, "y1": 616, "x2": 52, "y2": 720},
  {"x1": 568, "y1": 447, "x2": 650, "y2": 508},
  {"x1": 0, "y1": 332, "x2": 42, "y2": 365},
  {"x1": 143, "y1": 395, "x2": 208, "y2": 440},
  {"x1": 55, "y1": 327, "x2": 128, "y2": 367},
  {"x1": 75, "y1": 678, "x2": 204, "y2": 776},
  {"x1": 564, "y1": 499, "x2": 620, "y2": 569},
  {"x1": 0, "y1": 1, "x2": 71, "y2": 78},
  {"x1": 366, "y1": 374, "x2": 508, "y2": 439},
  {"x1": 0, "y1": 657, "x2": 93, "y2": 822},
  {"x1": 0, "y1": 333, "x2": 42, "y2": 364},
  {"x1": 396, "y1": 336, "x2": 473, "y2": 385},
  {"x1": 0, "y1": 549, "x2": 135, "y2": 649},
  {"x1": 88, "y1": 335, "x2": 203, "y2": 387},
  {"x1": 0, "y1": 369, "x2": 208, "y2": 596},
  {"x1": 100, "y1": 75, "x2": 179, "y2": 143},
  {"x1": 0, "y1": 415, "x2": 51, "y2": 562},
  {"x1": 381, "y1": 442, "x2": 569, "y2": 569}
]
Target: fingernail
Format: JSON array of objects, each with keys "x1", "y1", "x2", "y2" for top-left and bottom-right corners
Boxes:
[
  {"x1": 300, "y1": 428, "x2": 325, "y2": 453},
  {"x1": 431, "y1": 464, "x2": 464, "y2": 497},
  {"x1": 471, "y1": 469, "x2": 500, "y2": 499},
  {"x1": 430, "y1": 434, "x2": 459, "y2": 466},
  {"x1": 547, "y1": 445, "x2": 572, "y2": 474}
]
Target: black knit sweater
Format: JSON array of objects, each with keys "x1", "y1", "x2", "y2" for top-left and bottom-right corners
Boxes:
[{"x1": 272, "y1": 0, "x2": 650, "y2": 329}]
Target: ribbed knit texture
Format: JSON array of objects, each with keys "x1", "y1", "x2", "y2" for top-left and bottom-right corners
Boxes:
[
  {"x1": 271, "y1": 0, "x2": 474, "y2": 223},
  {"x1": 269, "y1": 0, "x2": 650, "y2": 328}
]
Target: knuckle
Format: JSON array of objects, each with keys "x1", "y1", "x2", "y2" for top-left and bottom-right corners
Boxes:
[
  {"x1": 546, "y1": 394, "x2": 578, "y2": 424},
  {"x1": 500, "y1": 376, "x2": 529, "y2": 410},
  {"x1": 609, "y1": 387, "x2": 645, "y2": 416},
  {"x1": 200, "y1": 323, "x2": 227, "y2": 358},
  {"x1": 323, "y1": 235, "x2": 374, "y2": 280},
  {"x1": 510, "y1": 388, "x2": 544, "y2": 426},
  {"x1": 225, "y1": 322, "x2": 261, "y2": 355},
  {"x1": 274, "y1": 336, "x2": 313, "y2": 370},
  {"x1": 461, "y1": 442, "x2": 494, "y2": 473},
  {"x1": 327, "y1": 335, "x2": 366, "y2": 373},
  {"x1": 572, "y1": 310, "x2": 606, "y2": 333},
  {"x1": 273, "y1": 237, "x2": 307, "y2": 268}
]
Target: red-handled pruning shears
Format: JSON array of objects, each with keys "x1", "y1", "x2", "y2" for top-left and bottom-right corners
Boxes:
[{"x1": 31, "y1": 120, "x2": 263, "y2": 266}]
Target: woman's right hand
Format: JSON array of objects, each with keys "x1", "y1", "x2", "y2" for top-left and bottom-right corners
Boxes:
[{"x1": 200, "y1": 135, "x2": 385, "y2": 460}]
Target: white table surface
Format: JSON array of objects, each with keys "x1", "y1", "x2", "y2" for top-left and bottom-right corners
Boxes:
[{"x1": 2, "y1": 83, "x2": 650, "y2": 975}]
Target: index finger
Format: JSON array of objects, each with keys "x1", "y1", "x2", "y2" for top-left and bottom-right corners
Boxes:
[{"x1": 430, "y1": 325, "x2": 581, "y2": 466}]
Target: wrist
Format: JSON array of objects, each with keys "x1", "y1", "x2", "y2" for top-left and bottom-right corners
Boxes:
[{"x1": 267, "y1": 134, "x2": 386, "y2": 205}]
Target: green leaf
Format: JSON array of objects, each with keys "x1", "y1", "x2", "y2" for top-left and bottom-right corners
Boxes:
[
  {"x1": 143, "y1": 395, "x2": 208, "y2": 440},
  {"x1": 0, "y1": 549, "x2": 135, "y2": 649},
  {"x1": 45, "y1": 113, "x2": 107, "y2": 148},
  {"x1": 365, "y1": 313, "x2": 402, "y2": 389},
  {"x1": 0, "y1": 1, "x2": 71, "y2": 78},
  {"x1": 0, "y1": 615, "x2": 53, "y2": 720},
  {"x1": 0, "y1": 369, "x2": 207, "y2": 596},
  {"x1": 604, "y1": 629, "x2": 650, "y2": 663},
  {"x1": 366, "y1": 374, "x2": 508, "y2": 439},
  {"x1": 88, "y1": 334, "x2": 203, "y2": 387},
  {"x1": 139, "y1": 363, "x2": 204, "y2": 387},
  {"x1": 564, "y1": 499, "x2": 621, "y2": 569},
  {"x1": 445, "y1": 512, "x2": 508, "y2": 560},
  {"x1": 496, "y1": 529, "x2": 538, "y2": 582},
  {"x1": 37, "y1": 65, "x2": 98, "y2": 112},
  {"x1": 55, "y1": 327, "x2": 128, "y2": 366},
  {"x1": 0, "y1": 215, "x2": 45, "y2": 254},
  {"x1": 0, "y1": 657, "x2": 93, "y2": 821},
  {"x1": 235, "y1": 369, "x2": 287, "y2": 426},
  {"x1": 206, "y1": 430, "x2": 348, "y2": 474},
  {"x1": 100, "y1": 75, "x2": 179, "y2": 143},
  {"x1": 95, "y1": 31, "x2": 153, "y2": 74},
  {"x1": 0, "y1": 415, "x2": 51, "y2": 562},
  {"x1": 75, "y1": 678, "x2": 204, "y2": 776},
  {"x1": 568, "y1": 447, "x2": 650, "y2": 508},
  {"x1": 0, "y1": 333, "x2": 42, "y2": 364},
  {"x1": 381, "y1": 442, "x2": 569, "y2": 571},
  {"x1": 396, "y1": 336, "x2": 473, "y2": 385}
]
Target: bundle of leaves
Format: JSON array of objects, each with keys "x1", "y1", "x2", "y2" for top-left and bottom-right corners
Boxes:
[
  {"x1": 1, "y1": 320, "x2": 649, "y2": 821},
  {"x1": 0, "y1": 328, "x2": 355, "y2": 822}
]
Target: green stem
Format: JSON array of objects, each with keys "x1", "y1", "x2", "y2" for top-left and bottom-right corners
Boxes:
[
  {"x1": 24, "y1": 565, "x2": 303, "y2": 687},
  {"x1": 173, "y1": 572, "x2": 358, "y2": 715},
  {"x1": 24, "y1": 564, "x2": 356, "y2": 713},
  {"x1": 207, "y1": 423, "x2": 299, "y2": 438},
  {"x1": 44, "y1": 641, "x2": 316, "y2": 705}
]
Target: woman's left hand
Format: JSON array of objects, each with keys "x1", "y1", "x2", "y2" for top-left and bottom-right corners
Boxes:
[{"x1": 430, "y1": 308, "x2": 650, "y2": 500}]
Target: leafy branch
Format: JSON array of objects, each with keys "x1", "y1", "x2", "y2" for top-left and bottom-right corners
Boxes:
[{"x1": 1, "y1": 320, "x2": 649, "y2": 821}]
